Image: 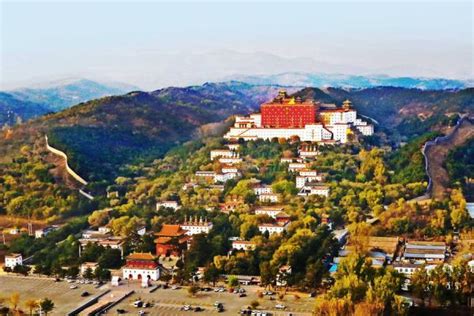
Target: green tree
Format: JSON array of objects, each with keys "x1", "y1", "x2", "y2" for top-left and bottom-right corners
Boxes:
[
  {"x1": 39, "y1": 298, "x2": 54, "y2": 316},
  {"x1": 228, "y1": 275, "x2": 239, "y2": 288},
  {"x1": 203, "y1": 264, "x2": 220, "y2": 286}
]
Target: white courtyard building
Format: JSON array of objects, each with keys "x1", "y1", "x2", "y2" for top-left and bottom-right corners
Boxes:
[
  {"x1": 210, "y1": 149, "x2": 236, "y2": 160},
  {"x1": 180, "y1": 216, "x2": 213, "y2": 235},
  {"x1": 258, "y1": 222, "x2": 289, "y2": 235},
  {"x1": 232, "y1": 240, "x2": 257, "y2": 251},
  {"x1": 156, "y1": 200, "x2": 181, "y2": 211},
  {"x1": 255, "y1": 207, "x2": 284, "y2": 219},
  {"x1": 253, "y1": 184, "x2": 273, "y2": 196},
  {"x1": 5, "y1": 253, "x2": 22, "y2": 268},
  {"x1": 258, "y1": 193, "x2": 279, "y2": 203},
  {"x1": 298, "y1": 183, "x2": 330, "y2": 197}
]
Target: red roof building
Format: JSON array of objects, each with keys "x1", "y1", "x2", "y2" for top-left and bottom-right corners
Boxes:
[
  {"x1": 261, "y1": 90, "x2": 318, "y2": 128},
  {"x1": 154, "y1": 224, "x2": 189, "y2": 257}
]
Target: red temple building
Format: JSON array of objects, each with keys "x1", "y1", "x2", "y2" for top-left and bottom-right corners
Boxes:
[
  {"x1": 154, "y1": 224, "x2": 189, "y2": 257},
  {"x1": 122, "y1": 252, "x2": 160, "y2": 281},
  {"x1": 261, "y1": 90, "x2": 318, "y2": 128}
]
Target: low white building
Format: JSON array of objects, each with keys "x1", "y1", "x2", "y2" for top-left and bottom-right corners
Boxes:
[
  {"x1": 232, "y1": 240, "x2": 257, "y2": 251},
  {"x1": 156, "y1": 201, "x2": 180, "y2": 211},
  {"x1": 222, "y1": 165, "x2": 239, "y2": 174},
  {"x1": 258, "y1": 193, "x2": 279, "y2": 203},
  {"x1": 296, "y1": 175, "x2": 322, "y2": 189},
  {"x1": 218, "y1": 157, "x2": 243, "y2": 165},
  {"x1": 258, "y1": 222, "x2": 289, "y2": 235},
  {"x1": 403, "y1": 241, "x2": 446, "y2": 261},
  {"x1": 225, "y1": 143, "x2": 240, "y2": 151},
  {"x1": 255, "y1": 207, "x2": 284, "y2": 218},
  {"x1": 288, "y1": 163, "x2": 307, "y2": 172},
  {"x1": 215, "y1": 172, "x2": 240, "y2": 183},
  {"x1": 35, "y1": 225, "x2": 59, "y2": 239},
  {"x1": 210, "y1": 149, "x2": 236, "y2": 161},
  {"x1": 180, "y1": 217, "x2": 213, "y2": 235},
  {"x1": 80, "y1": 262, "x2": 99, "y2": 276},
  {"x1": 298, "y1": 183, "x2": 330, "y2": 197},
  {"x1": 253, "y1": 184, "x2": 273, "y2": 195},
  {"x1": 5, "y1": 253, "x2": 22, "y2": 268}
]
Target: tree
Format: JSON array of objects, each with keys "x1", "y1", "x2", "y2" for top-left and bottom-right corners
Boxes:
[
  {"x1": 84, "y1": 267, "x2": 94, "y2": 280},
  {"x1": 39, "y1": 298, "x2": 54, "y2": 316},
  {"x1": 250, "y1": 300, "x2": 260, "y2": 309},
  {"x1": 188, "y1": 284, "x2": 200, "y2": 297},
  {"x1": 228, "y1": 275, "x2": 239, "y2": 288},
  {"x1": 98, "y1": 248, "x2": 122, "y2": 269},
  {"x1": 410, "y1": 266, "x2": 429, "y2": 306},
  {"x1": 24, "y1": 299, "x2": 39, "y2": 316},
  {"x1": 9, "y1": 293, "x2": 20, "y2": 312},
  {"x1": 203, "y1": 264, "x2": 220, "y2": 286},
  {"x1": 87, "y1": 210, "x2": 109, "y2": 227}
]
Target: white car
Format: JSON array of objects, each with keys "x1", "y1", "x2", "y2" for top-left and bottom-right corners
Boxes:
[
  {"x1": 275, "y1": 304, "x2": 286, "y2": 309},
  {"x1": 69, "y1": 285, "x2": 77, "y2": 289},
  {"x1": 138, "y1": 310, "x2": 146, "y2": 315}
]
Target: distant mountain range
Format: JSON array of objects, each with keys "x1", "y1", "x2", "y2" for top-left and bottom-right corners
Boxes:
[
  {"x1": 0, "y1": 78, "x2": 138, "y2": 126},
  {"x1": 226, "y1": 72, "x2": 471, "y2": 90}
]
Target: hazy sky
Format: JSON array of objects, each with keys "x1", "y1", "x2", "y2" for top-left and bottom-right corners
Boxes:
[{"x1": 1, "y1": 0, "x2": 473, "y2": 90}]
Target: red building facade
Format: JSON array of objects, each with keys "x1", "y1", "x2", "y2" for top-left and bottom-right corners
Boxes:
[{"x1": 260, "y1": 91, "x2": 318, "y2": 128}]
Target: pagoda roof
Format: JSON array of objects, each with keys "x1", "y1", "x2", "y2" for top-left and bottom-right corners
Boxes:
[
  {"x1": 126, "y1": 252, "x2": 155, "y2": 261},
  {"x1": 156, "y1": 224, "x2": 187, "y2": 237}
]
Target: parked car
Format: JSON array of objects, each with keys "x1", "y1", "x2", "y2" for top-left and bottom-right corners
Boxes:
[
  {"x1": 275, "y1": 304, "x2": 286, "y2": 310},
  {"x1": 239, "y1": 293, "x2": 247, "y2": 297},
  {"x1": 116, "y1": 309, "x2": 126, "y2": 314},
  {"x1": 181, "y1": 305, "x2": 192, "y2": 311},
  {"x1": 132, "y1": 300, "x2": 143, "y2": 308},
  {"x1": 194, "y1": 306, "x2": 203, "y2": 312},
  {"x1": 138, "y1": 310, "x2": 146, "y2": 315},
  {"x1": 69, "y1": 285, "x2": 77, "y2": 289},
  {"x1": 80, "y1": 291, "x2": 90, "y2": 297}
]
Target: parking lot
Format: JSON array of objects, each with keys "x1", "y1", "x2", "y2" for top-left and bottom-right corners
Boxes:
[
  {"x1": 108, "y1": 283, "x2": 314, "y2": 316},
  {"x1": 0, "y1": 275, "x2": 104, "y2": 315}
]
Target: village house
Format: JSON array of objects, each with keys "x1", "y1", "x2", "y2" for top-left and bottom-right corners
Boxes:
[
  {"x1": 218, "y1": 157, "x2": 243, "y2": 165},
  {"x1": 156, "y1": 200, "x2": 180, "y2": 211},
  {"x1": 180, "y1": 216, "x2": 213, "y2": 235},
  {"x1": 80, "y1": 262, "x2": 99, "y2": 276},
  {"x1": 4, "y1": 253, "x2": 22, "y2": 268},
  {"x1": 258, "y1": 221, "x2": 289, "y2": 235},
  {"x1": 195, "y1": 170, "x2": 216, "y2": 180},
  {"x1": 255, "y1": 206, "x2": 284, "y2": 219},
  {"x1": 232, "y1": 240, "x2": 257, "y2": 251},
  {"x1": 298, "y1": 183, "x2": 330, "y2": 197},
  {"x1": 298, "y1": 145, "x2": 320, "y2": 158},
  {"x1": 258, "y1": 192, "x2": 279, "y2": 203},
  {"x1": 296, "y1": 175, "x2": 322, "y2": 189},
  {"x1": 214, "y1": 171, "x2": 240, "y2": 183},
  {"x1": 122, "y1": 252, "x2": 160, "y2": 283},
  {"x1": 403, "y1": 241, "x2": 447, "y2": 262},
  {"x1": 221, "y1": 165, "x2": 239, "y2": 174},
  {"x1": 35, "y1": 225, "x2": 59, "y2": 239},
  {"x1": 210, "y1": 149, "x2": 236, "y2": 160},
  {"x1": 225, "y1": 143, "x2": 240, "y2": 151},
  {"x1": 280, "y1": 157, "x2": 294, "y2": 164},
  {"x1": 253, "y1": 184, "x2": 273, "y2": 196},
  {"x1": 288, "y1": 162, "x2": 307, "y2": 172},
  {"x1": 155, "y1": 224, "x2": 189, "y2": 257}
]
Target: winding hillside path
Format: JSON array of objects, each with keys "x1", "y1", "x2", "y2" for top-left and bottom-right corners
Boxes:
[
  {"x1": 423, "y1": 117, "x2": 474, "y2": 200},
  {"x1": 43, "y1": 135, "x2": 94, "y2": 200}
]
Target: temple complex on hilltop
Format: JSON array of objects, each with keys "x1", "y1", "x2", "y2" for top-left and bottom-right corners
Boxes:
[{"x1": 224, "y1": 90, "x2": 374, "y2": 143}]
